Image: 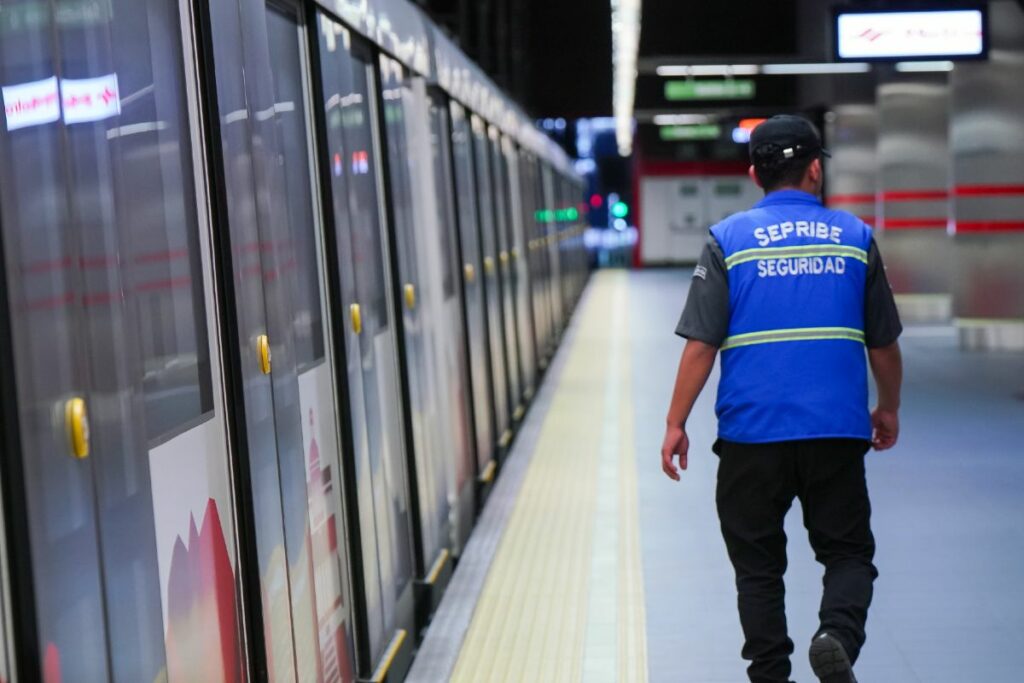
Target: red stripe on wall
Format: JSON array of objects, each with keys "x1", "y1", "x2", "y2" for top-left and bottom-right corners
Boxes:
[
  {"x1": 881, "y1": 218, "x2": 948, "y2": 229},
  {"x1": 956, "y1": 221, "x2": 1024, "y2": 233},
  {"x1": 136, "y1": 275, "x2": 193, "y2": 293},
  {"x1": 828, "y1": 193, "x2": 874, "y2": 205},
  {"x1": 953, "y1": 184, "x2": 1024, "y2": 197},
  {"x1": 23, "y1": 256, "x2": 73, "y2": 274},
  {"x1": 880, "y1": 190, "x2": 949, "y2": 202}
]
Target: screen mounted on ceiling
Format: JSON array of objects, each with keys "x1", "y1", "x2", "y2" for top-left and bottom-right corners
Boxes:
[{"x1": 834, "y1": 6, "x2": 987, "y2": 61}]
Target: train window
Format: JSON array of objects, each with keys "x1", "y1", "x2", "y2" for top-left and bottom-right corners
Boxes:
[
  {"x1": 265, "y1": 2, "x2": 325, "y2": 370},
  {"x1": 428, "y1": 97, "x2": 457, "y2": 299},
  {"x1": 109, "y1": 0, "x2": 214, "y2": 443},
  {"x1": 318, "y1": 26, "x2": 389, "y2": 331},
  {"x1": 378, "y1": 55, "x2": 418, "y2": 294}
]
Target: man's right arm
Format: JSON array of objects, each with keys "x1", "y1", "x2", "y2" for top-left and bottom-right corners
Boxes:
[{"x1": 663, "y1": 236, "x2": 730, "y2": 478}]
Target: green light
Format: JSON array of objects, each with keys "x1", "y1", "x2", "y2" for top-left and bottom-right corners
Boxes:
[
  {"x1": 658, "y1": 124, "x2": 722, "y2": 141},
  {"x1": 611, "y1": 201, "x2": 629, "y2": 219},
  {"x1": 567, "y1": 207, "x2": 579, "y2": 221},
  {"x1": 664, "y1": 79, "x2": 756, "y2": 101}
]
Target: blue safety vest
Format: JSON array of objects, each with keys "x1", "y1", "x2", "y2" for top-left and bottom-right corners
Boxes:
[{"x1": 710, "y1": 189, "x2": 873, "y2": 443}]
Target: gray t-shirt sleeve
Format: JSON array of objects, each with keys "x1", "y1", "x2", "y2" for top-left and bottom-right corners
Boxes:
[
  {"x1": 864, "y1": 238, "x2": 903, "y2": 348},
  {"x1": 675, "y1": 235, "x2": 730, "y2": 346}
]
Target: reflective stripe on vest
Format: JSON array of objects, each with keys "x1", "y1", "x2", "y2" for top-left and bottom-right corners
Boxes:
[
  {"x1": 724, "y1": 244, "x2": 868, "y2": 270},
  {"x1": 720, "y1": 326, "x2": 866, "y2": 351}
]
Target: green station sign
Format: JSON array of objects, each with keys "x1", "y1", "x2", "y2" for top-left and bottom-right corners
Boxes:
[
  {"x1": 664, "y1": 79, "x2": 756, "y2": 101},
  {"x1": 658, "y1": 124, "x2": 722, "y2": 141}
]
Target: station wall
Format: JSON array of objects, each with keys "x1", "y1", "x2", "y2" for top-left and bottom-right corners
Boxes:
[{"x1": 826, "y1": 0, "x2": 1024, "y2": 349}]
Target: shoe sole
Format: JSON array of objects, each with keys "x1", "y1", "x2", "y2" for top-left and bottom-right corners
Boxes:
[{"x1": 809, "y1": 634, "x2": 857, "y2": 683}]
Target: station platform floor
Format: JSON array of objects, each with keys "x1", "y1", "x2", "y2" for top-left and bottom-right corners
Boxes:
[{"x1": 408, "y1": 269, "x2": 1024, "y2": 683}]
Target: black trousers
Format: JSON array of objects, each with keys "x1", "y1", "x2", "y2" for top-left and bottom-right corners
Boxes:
[{"x1": 714, "y1": 438, "x2": 878, "y2": 683}]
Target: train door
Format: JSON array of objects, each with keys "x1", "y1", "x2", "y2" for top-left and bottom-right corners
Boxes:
[
  {"x1": 0, "y1": 1, "x2": 251, "y2": 680},
  {"x1": 449, "y1": 104, "x2": 497, "y2": 483},
  {"x1": 490, "y1": 133, "x2": 523, "y2": 418},
  {"x1": 203, "y1": 1, "x2": 368, "y2": 680},
  {"x1": 528, "y1": 157, "x2": 553, "y2": 363},
  {"x1": 425, "y1": 93, "x2": 477, "y2": 551},
  {"x1": 471, "y1": 117, "x2": 512, "y2": 450},
  {"x1": 504, "y1": 141, "x2": 537, "y2": 400},
  {"x1": 263, "y1": 5, "x2": 363, "y2": 680},
  {"x1": 540, "y1": 164, "x2": 565, "y2": 335},
  {"x1": 376, "y1": 56, "x2": 450, "y2": 587},
  {"x1": 312, "y1": 15, "x2": 416, "y2": 677}
]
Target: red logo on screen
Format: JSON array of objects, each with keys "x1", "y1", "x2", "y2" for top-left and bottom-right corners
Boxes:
[{"x1": 858, "y1": 28, "x2": 886, "y2": 42}]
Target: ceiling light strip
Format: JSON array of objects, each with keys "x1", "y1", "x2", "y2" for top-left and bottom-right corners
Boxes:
[
  {"x1": 652, "y1": 113, "x2": 713, "y2": 126},
  {"x1": 895, "y1": 60, "x2": 955, "y2": 72},
  {"x1": 654, "y1": 62, "x2": 874, "y2": 76},
  {"x1": 656, "y1": 64, "x2": 760, "y2": 77},
  {"x1": 612, "y1": 0, "x2": 642, "y2": 156},
  {"x1": 761, "y1": 62, "x2": 871, "y2": 75}
]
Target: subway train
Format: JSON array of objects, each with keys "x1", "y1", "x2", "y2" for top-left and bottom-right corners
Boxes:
[{"x1": 0, "y1": 0, "x2": 587, "y2": 681}]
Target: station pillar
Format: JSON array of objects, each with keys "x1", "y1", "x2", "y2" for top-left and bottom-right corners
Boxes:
[
  {"x1": 949, "y1": 0, "x2": 1024, "y2": 351},
  {"x1": 875, "y1": 79, "x2": 953, "y2": 323}
]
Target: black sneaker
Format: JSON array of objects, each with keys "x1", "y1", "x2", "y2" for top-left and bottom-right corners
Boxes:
[{"x1": 808, "y1": 632, "x2": 858, "y2": 683}]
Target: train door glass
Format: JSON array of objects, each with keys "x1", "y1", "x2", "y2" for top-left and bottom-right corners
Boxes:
[
  {"x1": 536, "y1": 161, "x2": 555, "y2": 352},
  {"x1": 541, "y1": 164, "x2": 565, "y2": 332},
  {"x1": 205, "y1": 1, "x2": 352, "y2": 679},
  {"x1": 378, "y1": 56, "x2": 450, "y2": 573},
  {"x1": 0, "y1": 1, "x2": 249, "y2": 680},
  {"x1": 426, "y1": 94, "x2": 476, "y2": 550},
  {"x1": 471, "y1": 116, "x2": 511, "y2": 448},
  {"x1": 530, "y1": 156, "x2": 549, "y2": 364},
  {"x1": 449, "y1": 105, "x2": 495, "y2": 475},
  {"x1": 489, "y1": 132, "x2": 522, "y2": 415},
  {"x1": 505, "y1": 142, "x2": 537, "y2": 398},
  {"x1": 264, "y1": 5, "x2": 360, "y2": 680},
  {"x1": 315, "y1": 15, "x2": 416, "y2": 670}
]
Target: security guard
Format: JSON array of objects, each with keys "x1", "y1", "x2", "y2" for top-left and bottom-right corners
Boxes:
[{"x1": 661, "y1": 115, "x2": 903, "y2": 683}]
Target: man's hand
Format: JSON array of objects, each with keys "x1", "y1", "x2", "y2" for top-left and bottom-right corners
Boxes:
[
  {"x1": 661, "y1": 425, "x2": 689, "y2": 481},
  {"x1": 871, "y1": 407, "x2": 899, "y2": 451}
]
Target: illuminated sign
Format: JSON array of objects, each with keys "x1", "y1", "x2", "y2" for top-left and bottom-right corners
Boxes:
[
  {"x1": 4, "y1": 73, "x2": 121, "y2": 131},
  {"x1": 665, "y1": 80, "x2": 755, "y2": 101},
  {"x1": 3, "y1": 76, "x2": 60, "y2": 130},
  {"x1": 61, "y1": 74, "x2": 121, "y2": 124},
  {"x1": 659, "y1": 124, "x2": 722, "y2": 141},
  {"x1": 835, "y1": 8, "x2": 986, "y2": 61}
]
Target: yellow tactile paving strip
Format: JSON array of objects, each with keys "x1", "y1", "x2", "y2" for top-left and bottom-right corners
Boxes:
[{"x1": 451, "y1": 271, "x2": 648, "y2": 682}]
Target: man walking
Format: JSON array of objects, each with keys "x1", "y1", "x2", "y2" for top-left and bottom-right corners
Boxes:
[{"x1": 660, "y1": 115, "x2": 903, "y2": 683}]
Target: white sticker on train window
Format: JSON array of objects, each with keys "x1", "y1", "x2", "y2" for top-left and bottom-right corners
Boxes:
[
  {"x1": 61, "y1": 73, "x2": 121, "y2": 125},
  {"x1": 3, "y1": 76, "x2": 60, "y2": 131}
]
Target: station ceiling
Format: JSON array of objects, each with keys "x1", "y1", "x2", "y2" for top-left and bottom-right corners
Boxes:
[{"x1": 417, "y1": 1, "x2": 1019, "y2": 129}]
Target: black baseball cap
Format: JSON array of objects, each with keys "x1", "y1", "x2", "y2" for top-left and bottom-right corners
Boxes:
[{"x1": 749, "y1": 115, "x2": 830, "y2": 165}]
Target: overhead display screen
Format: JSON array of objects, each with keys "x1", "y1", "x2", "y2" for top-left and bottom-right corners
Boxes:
[{"x1": 835, "y1": 7, "x2": 986, "y2": 61}]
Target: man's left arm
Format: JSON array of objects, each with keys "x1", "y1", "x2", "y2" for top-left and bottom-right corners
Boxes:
[{"x1": 863, "y1": 238, "x2": 904, "y2": 451}]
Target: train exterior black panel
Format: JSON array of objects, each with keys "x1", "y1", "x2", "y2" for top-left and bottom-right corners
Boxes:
[{"x1": 0, "y1": 0, "x2": 588, "y2": 681}]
